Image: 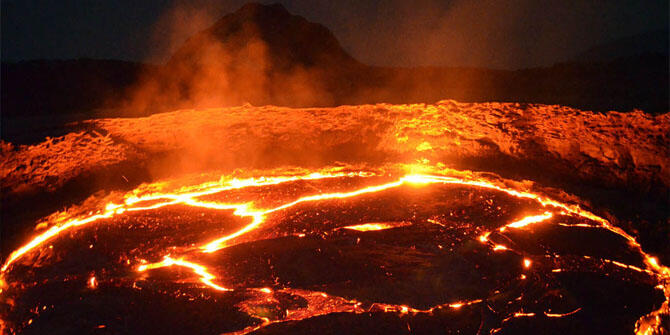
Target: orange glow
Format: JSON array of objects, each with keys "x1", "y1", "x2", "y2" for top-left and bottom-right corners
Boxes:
[
  {"x1": 343, "y1": 223, "x2": 402, "y2": 232},
  {"x1": 635, "y1": 300, "x2": 669, "y2": 335},
  {"x1": 200, "y1": 178, "x2": 406, "y2": 253},
  {"x1": 1, "y1": 169, "x2": 379, "y2": 272},
  {"x1": 514, "y1": 312, "x2": 536, "y2": 317},
  {"x1": 88, "y1": 276, "x2": 97, "y2": 289},
  {"x1": 545, "y1": 308, "x2": 582, "y2": 317},
  {"x1": 0, "y1": 170, "x2": 635, "y2": 272},
  {"x1": 1, "y1": 165, "x2": 668, "y2": 334},
  {"x1": 523, "y1": 259, "x2": 532, "y2": 268},
  {"x1": 1, "y1": 208, "x2": 121, "y2": 272},
  {"x1": 605, "y1": 259, "x2": 653, "y2": 274},
  {"x1": 137, "y1": 256, "x2": 231, "y2": 291},
  {"x1": 506, "y1": 212, "x2": 553, "y2": 228}
]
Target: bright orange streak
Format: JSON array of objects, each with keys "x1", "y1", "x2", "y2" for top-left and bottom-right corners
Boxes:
[
  {"x1": 400, "y1": 174, "x2": 632, "y2": 243},
  {"x1": 557, "y1": 222, "x2": 601, "y2": 228},
  {"x1": 2, "y1": 168, "x2": 668, "y2": 334},
  {"x1": 1, "y1": 170, "x2": 377, "y2": 273},
  {"x1": 506, "y1": 212, "x2": 553, "y2": 228},
  {"x1": 182, "y1": 200, "x2": 265, "y2": 253},
  {"x1": 0, "y1": 171, "x2": 636, "y2": 272},
  {"x1": 228, "y1": 289, "x2": 485, "y2": 335},
  {"x1": 507, "y1": 308, "x2": 582, "y2": 320},
  {"x1": 5, "y1": 170, "x2": 669, "y2": 293},
  {"x1": 375, "y1": 298, "x2": 483, "y2": 314},
  {"x1": 545, "y1": 308, "x2": 582, "y2": 317},
  {"x1": 475, "y1": 212, "x2": 554, "y2": 253},
  {"x1": 514, "y1": 312, "x2": 536, "y2": 317},
  {"x1": 605, "y1": 259, "x2": 655, "y2": 275},
  {"x1": 137, "y1": 256, "x2": 231, "y2": 291},
  {"x1": 1, "y1": 205, "x2": 124, "y2": 272},
  {"x1": 198, "y1": 172, "x2": 614, "y2": 254},
  {"x1": 343, "y1": 223, "x2": 401, "y2": 232},
  {"x1": 124, "y1": 171, "x2": 376, "y2": 207},
  {"x1": 200, "y1": 179, "x2": 405, "y2": 253}
]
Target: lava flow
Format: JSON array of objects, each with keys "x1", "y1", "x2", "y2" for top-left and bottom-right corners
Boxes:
[{"x1": 1, "y1": 163, "x2": 668, "y2": 334}]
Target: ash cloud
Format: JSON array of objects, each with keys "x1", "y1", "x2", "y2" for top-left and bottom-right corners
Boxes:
[
  {"x1": 119, "y1": 2, "x2": 360, "y2": 113},
  {"x1": 114, "y1": 1, "x2": 668, "y2": 116}
]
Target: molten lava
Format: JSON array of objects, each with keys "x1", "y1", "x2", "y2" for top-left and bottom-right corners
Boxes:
[{"x1": 1, "y1": 163, "x2": 668, "y2": 334}]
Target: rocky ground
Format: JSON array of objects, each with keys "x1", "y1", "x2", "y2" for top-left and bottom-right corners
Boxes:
[
  {"x1": 3, "y1": 100, "x2": 668, "y2": 262},
  {"x1": 4, "y1": 100, "x2": 668, "y2": 192}
]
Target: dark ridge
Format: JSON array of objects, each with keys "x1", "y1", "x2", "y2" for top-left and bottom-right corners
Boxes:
[{"x1": 169, "y1": 2, "x2": 360, "y2": 69}]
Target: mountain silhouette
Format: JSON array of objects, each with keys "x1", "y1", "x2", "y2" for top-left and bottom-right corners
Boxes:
[
  {"x1": 142, "y1": 2, "x2": 367, "y2": 108},
  {"x1": 169, "y1": 3, "x2": 361, "y2": 71}
]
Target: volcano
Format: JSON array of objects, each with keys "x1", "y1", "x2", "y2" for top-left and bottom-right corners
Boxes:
[
  {"x1": 2, "y1": 2, "x2": 667, "y2": 134},
  {"x1": 1, "y1": 3, "x2": 669, "y2": 335},
  {"x1": 152, "y1": 2, "x2": 366, "y2": 108}
]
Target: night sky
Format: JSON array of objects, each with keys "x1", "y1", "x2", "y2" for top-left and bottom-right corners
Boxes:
[{"x1": 2, "y1": 0, "x2": 668, "y2": 69}]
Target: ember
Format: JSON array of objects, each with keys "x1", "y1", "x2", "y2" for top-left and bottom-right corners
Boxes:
[{"x1": 1, "y1": 163, "x2": 668, "y2": 334}]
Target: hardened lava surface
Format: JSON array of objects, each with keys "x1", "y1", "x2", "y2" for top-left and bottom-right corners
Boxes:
[{"x1": 1, "y1": 165, "x2": 667, "y2": 334}]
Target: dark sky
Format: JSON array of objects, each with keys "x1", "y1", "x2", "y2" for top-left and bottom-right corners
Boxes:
[{"x1": 2, "y1": 0, "x2": 667, "y2": 69}]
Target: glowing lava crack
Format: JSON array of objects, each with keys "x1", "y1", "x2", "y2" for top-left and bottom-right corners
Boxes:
[{"x1": 1, "y1": 165, "x2": 668, "y2": 334}]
